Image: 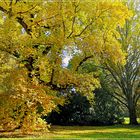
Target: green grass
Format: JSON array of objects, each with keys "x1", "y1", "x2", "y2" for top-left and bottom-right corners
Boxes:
[
  {"x1": 0, "y1": 125, "x2": 140, "y2": 140},
  {"x1": 123, "y1": 117, "x2": 140, "y2": 124}
]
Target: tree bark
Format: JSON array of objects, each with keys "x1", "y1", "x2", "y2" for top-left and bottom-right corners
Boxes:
[{"x1": 128, "y1": 100, "x2": 138, "y2": 125}]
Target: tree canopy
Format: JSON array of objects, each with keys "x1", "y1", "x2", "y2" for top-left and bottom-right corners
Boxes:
[{"x1": 0, "y1": 0, "x2": 133, "y2": 131}]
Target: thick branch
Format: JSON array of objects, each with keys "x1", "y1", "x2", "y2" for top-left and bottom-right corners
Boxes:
[
  {"x1": 16, "y1": 17, "x2": 31, "y2": 35},
  {"x1": 107, "y1": 91, "x2": 128, "y2": 108},
  {"x1": 113, "y1": 91, "x2": 127, "y2": 102},
  {"x1": 0, "y1": 6, "x2": 7, "y2": 13},
  {"x1": 75, "y1": 55, "x2": 93, "y2": 71},
  {"x1": 0, "y1": 48, "x2": 19, "y2": 58},
  {"x1": 106, "y1": 65, "x2": 122, "y2": 90},
  {"x1": 37, "y1": 75, "x2": 69, "y2": 92}
]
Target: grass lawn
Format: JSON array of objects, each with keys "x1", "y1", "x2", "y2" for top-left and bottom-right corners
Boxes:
[
  {"x1": 123, "y1": 117, "x2": 140, "y2": 124},
  {"x1": 0, "y1": 125, "x2": 140, "y2": 140}
]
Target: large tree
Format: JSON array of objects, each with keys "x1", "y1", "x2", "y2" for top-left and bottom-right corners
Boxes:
[
  {"x1": 0, "y1": 0, "x2": 132, "y2": 131},
  {"x1": 105, "y1": 1, "x2": 140, "y2": 125}
]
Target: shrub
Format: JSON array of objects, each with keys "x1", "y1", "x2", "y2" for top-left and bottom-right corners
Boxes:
[{"x1": 46, "y1": 90, "x2": 124, "y2": 126}]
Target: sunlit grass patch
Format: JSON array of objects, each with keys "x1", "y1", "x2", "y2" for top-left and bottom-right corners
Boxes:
[
  {"x1": 124, "y1": 117, "x2": 130, "y2": 124},
  {"x1": 0, "y1": 125, "x2": 140, "y2": 139},
  {"x1": 124, "y1": 117, "x2": 140, "y2": 124}
]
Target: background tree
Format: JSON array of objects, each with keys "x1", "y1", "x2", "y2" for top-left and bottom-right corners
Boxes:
[{"x1": 104, "y1": 1, "x2": 140, "y2": 125}]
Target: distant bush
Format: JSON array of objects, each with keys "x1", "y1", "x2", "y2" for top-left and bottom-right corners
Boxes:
[
  {"x1": 46, "y1": 89, "x2": 124, "y2": 126},
  {"x1": 46, "y1": 93, "x2": 92, "y2": 125},
  {"x1": 92, "y1": 88, "x2": 124, "y2": 125}
]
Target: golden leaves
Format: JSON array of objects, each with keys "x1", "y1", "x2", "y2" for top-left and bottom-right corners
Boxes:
[
  {"x1": 0, "y1": 66, "x2": 63, "y2": 131},
  {"x1": 0, "y1": 0, "x2": 134, "y2": 131}
]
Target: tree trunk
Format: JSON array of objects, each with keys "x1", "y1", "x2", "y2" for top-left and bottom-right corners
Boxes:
[{"x1": 128, "y1": 101, "x2": 138, "y2": 125}]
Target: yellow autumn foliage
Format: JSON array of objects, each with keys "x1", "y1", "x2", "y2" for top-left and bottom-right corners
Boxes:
[{"x1": 0, "y1": 0, "x2": 132, "y2": 132}]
